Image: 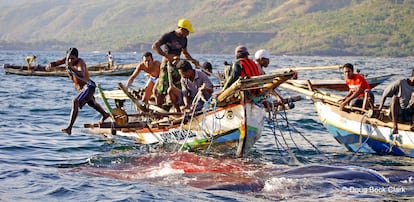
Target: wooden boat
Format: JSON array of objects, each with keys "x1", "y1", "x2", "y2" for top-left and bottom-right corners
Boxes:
[
  {"x1": 2, "y1": 62, "x2": 138, "y2": 76},
  {"x1": 84, "y1": 71, "x2": 297, "y2": 157},
  {"x1": 287, "y1": 74, "x2": 394, "y2": 91},
  {"x1": 280, "y1": 82, "x2": 414, "y2": 158}
]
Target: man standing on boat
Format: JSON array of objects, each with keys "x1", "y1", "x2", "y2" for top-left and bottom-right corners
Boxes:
[
  {"x1": 126, "y1": 52, "x2": 161, "y2": 103},
  {"x1": 175, "y1": 60, "x2": 213, "y2": 112},
  {"x1": 378, "y1": 69, "x2": 414, "y2": 133},
  {"x1": 47, "y1": 48, "x2": 109, "y2": 135},
  {"x1": 25, "y1": 55, "x2": 37, "y2": 72},
  {"x1": 152, "y1": 19, "x2": 200, "y2": 109},
  {"x1": 254, "y1": 49, "x2": 270, "y2": 75},
  {"x1": 339, "y1": 63, "x2": 374, "y2": 111},
  {"x1": 107, "y1": 51, "x2": 114, "y2": 69}
]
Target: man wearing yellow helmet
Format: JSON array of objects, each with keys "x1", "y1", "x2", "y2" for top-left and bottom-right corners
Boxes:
[{"x1": 152, "y1": 19, "x2": 200, "y2": 108}]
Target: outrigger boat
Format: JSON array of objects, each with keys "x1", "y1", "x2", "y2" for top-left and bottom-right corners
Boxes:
[
  {"x1": 271, "y1": 65, "x2": 393, "y2": 91},
  {"x1": 84, "y1": 71, "x2": 297, "y2": 157},
  {"x1": 280, "y1": 82, "x2": 414, "y2": 158},
  {"x1": 287, "y1": 74, "x2": 393, "y2": 91},
  {"x1": 2, "y1": 62, "x2": 138, "y2": 76}
]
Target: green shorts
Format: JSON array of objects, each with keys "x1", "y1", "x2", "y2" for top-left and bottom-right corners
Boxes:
[{"x1": 156, "y1": 62, "x2": 182, "y2": 95}]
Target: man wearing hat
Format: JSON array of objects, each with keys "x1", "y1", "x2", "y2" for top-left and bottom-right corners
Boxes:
[
  {"x1": 222, "y1": 45, "x2": 261, "y2": 92},
  {"x1": 152, "y1": 19, "x2": 200, "y2": 108},
  {"x1": 254, "y1": 49, "x2": 270, "y2": 75}
]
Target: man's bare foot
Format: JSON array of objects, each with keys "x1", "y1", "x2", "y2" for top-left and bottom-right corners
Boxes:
[
  {"x1": 410, "y1": 124, "x2": 414, "y2": 132},
  {"x1": 100, "y1": 113, "x2": 110, "y2": 123},
  {"x1": 61, "y1": 128, "x2": 72, "y2": 135},
  {"x1": 392, "y1": 127, "x2": 398, "y2": 134}
]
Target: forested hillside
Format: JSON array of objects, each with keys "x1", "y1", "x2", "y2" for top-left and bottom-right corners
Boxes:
[{"x1": 0, "y1": 0, "x2": 412, "y2": 56}]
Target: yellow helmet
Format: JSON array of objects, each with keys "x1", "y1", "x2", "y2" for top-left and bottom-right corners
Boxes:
[{"x1": 177, "y1": 19, "x2": 194, "y2": 33}]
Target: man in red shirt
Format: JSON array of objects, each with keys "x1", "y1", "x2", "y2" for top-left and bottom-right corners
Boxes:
[{"x1": 339, "y1": 63, "x2": 374, "y2": 111}]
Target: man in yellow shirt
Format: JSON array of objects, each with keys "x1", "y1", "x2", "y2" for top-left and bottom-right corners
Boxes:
[{"x1": 25, "y1": 55, "x2": 37, "y2": 72}]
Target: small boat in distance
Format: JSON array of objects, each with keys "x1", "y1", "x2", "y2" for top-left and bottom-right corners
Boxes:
[{"x1": 2, "y1": 62, "x2": 138, "y2": 76}]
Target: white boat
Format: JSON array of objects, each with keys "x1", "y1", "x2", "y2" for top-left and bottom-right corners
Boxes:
[
  {"x1": 85, "y1": 71, "x2": 296, "y2": 157},
  {"x1": 280, "y1": 82, "x2": 414, "y2": 158}
]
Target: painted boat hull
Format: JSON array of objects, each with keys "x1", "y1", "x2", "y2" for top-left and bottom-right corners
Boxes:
[
  {"x1": 315, "y1": 101, "x2": 414, "y2": 157},
  {"x1": 87, "y1": 103, "x2": 266, "y2": 157}
]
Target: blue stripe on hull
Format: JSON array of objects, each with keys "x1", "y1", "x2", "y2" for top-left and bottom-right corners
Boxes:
[
  {"x1": 215, "y1": 130, "x2": 258, "y2": 144},
  {"x1": 325, "y1": 123, "x2": 413, "y2": 157},
  {"x1": 213, "y1": 129, "x2": 259, "y2": 154}
]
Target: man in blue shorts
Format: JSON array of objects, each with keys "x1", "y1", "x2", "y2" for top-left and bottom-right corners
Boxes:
[{"x1": 47, "y1": 48, "x2": 109, "y2": 135}]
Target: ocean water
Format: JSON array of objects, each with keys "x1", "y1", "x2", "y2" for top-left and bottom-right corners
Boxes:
[{"x1": 0, "y1": 50, "x2": 413, "y2": 201}]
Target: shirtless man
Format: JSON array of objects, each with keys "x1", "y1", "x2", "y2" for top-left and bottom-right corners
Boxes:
[
  {"x1": 126, "y1": 52, "x2": 161, "y2": 103},
  {"x1": 47, "y1": 48, "x2": 109, "y2": 135},
  {"x1": 152, "y1": 19, "x2": 200, "y2": 108},
  {"x1": 378, "y1": 69, "x2": 414, "y2": 133}
]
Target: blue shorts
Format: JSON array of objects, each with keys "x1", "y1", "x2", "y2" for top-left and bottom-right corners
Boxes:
[
  {"x1": 351, "y1": 90, "x2": 375, "y2": 108},
  {"x1": 76, "y1": 81, "x2": 97, "y2": 109}
]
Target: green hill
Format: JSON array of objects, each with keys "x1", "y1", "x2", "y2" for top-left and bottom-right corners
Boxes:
[{"x1": 0, "y1": 0, "x2": 413, "y2": 57}]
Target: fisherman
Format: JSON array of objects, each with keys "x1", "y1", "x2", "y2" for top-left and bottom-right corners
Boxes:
[
  {"x1": 222, "y1": 45, "x2": 261, "y2": 95},
  {"x1": 254, "y1": 49, "x2": 270, "y2": 75},
  {"x1": 378, "y1": 69, "x2": 414, "y2": 133},
  {"x1": 46, "y1": 48, "x2": 109, "y2": 135},
  {"x1": 107, "y1": 51, "x2": 114, "y2": 69},
  {"x1": 201, "y1": 61, "x2": 213, "y2": 75},
  {"x1": 339, "y1": 63, "x2": 374, "y2": 111},
  {"x1": 25, "y1": 55, "x2": 37, "y2": 72},
  {"x1": 126, "y1": 51, "x2": 161, "y2": 103},
  {"x1": 152, "y1": 19, "x2": 200, "y2": 109},
  {"x1": 174, "y1": 60, "x2": 213, "y2": 112}
]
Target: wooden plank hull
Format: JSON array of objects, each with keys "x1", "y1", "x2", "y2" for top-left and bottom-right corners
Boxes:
[
  {"x1": 85, "y1": 71, "x2": 295, "y2": 157},
  {"x1": 86, "y1": 103, "x2": 266, "y2": 157},
  {"x1": 315, "y1": 101, "x2": 414, "y2": 157},
  {"x1": 3, "y1": 63, "x2": 138, "y2": 76},
  {"x1": 280, "y1": 83, "x2": 414, "y2": 158}
]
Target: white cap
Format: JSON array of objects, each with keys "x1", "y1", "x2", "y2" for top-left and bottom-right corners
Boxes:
[{"x1": 254, "y1": 49, "x2": 270, "y2": 60}]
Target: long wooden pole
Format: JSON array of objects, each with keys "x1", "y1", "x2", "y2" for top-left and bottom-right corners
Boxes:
[
  {"x1": 236, "y1": 91, "x2": 247, "y2": 158},
  {"x1": 279, "y1": 82, "x2": 342, "y2": 103},
  {"x1": 269, "y1": 65, "x2": 342, "y2": 73}
]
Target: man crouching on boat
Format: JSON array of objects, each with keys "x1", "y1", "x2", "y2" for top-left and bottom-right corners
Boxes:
[
  {"x1": 46, "y1": 48, "x2": 109, "y2": 135},
  {"x1": 339, "y1": 63, "x2": 374, "y2": 111},
  {"x1": 175, "y1": 60, "x2": 213, "y2": 112},
  {"x1": 378, "y1": 69, "x2": 414, "y2": 134}
]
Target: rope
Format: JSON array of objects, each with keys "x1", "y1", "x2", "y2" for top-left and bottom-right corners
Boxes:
[
  {"x1": 177, "y1": 86, "x2": 209, "y2": 152},
  {"x1": 265, "y1": 94, "x2": 333, "y2": 163},
  {"x1": 265, "y1": 96, "x2": 301, "y2": 164},
  {"x1": 350, "y1": 114, "x2": 372, "y2": 161},
  {"x1": 205, "y1": 96, "x2": 219, "y2": 156}
]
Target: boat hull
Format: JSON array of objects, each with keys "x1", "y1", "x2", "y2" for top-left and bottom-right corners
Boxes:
[
  {"x1": 315, "y1": 101, "x2": 414, "y2": 157},
  {"x1": 3, "y1": 63, "x2": 138, "y2": 76},
  {"x1": 87, "y1": 103, "x2": 266, "y2": 157}
]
